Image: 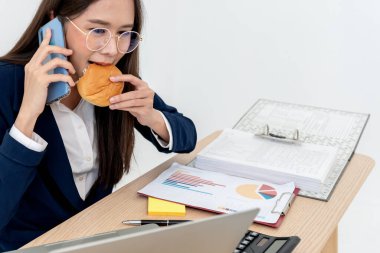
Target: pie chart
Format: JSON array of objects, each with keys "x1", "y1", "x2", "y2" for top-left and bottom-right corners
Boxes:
[
  {"x1": 236, "y1": 184, "x2": 277, "y2": 200},
  {"x1": 258, "y1": 184, "x2": 277, "y2": 200},
  {"x1": 236, "y1": 184, "x2": 261, "y2": 199}
]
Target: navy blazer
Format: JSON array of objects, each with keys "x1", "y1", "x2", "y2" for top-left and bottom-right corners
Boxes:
[{"x1": 0, "y1": 62, "x2": 197, "y2": 252}]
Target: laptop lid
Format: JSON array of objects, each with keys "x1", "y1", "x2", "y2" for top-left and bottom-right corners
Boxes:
[{"x1": 11, "y1": 208, "x2": 259, "y2": 253}]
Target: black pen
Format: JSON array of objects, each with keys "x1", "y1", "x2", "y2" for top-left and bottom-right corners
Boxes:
[{"x1": 122, "y1": 219, "x2": 192, "y2": 226}]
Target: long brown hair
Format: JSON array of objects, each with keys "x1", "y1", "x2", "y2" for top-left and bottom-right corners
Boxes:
[{"x1": 0, "y1": 0, "x2": 143, "y2": 189}]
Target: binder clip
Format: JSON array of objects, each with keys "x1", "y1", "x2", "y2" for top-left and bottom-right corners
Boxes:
[
  {"x1": 255, "y1": 124, "x2": 303, "y2": 144},
  {"x1": 271, "y1": 192, "x2": 296, "y2": 215}
]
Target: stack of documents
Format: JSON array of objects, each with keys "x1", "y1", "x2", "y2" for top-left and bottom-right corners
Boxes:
[
  {"x1": 194, "y1": 129, "x2": 338, "y2": 193},
  {"x1": 233, "y1": 99, "x2": 369, "y2": 200}
]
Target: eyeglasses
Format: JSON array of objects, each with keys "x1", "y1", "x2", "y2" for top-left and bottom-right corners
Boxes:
[{"x1": 65, "y1": 17, "x2": 142, "y2": 54}]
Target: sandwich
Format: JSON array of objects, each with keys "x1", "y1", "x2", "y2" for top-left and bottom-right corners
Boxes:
[{"x1": 76, "y1": 64, "x2": 124, "y2": 107}]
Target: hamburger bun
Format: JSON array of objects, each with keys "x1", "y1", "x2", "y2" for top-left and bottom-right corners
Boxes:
[{"x1": 77, "y1": 64, "x2": 124, "y2": 107}]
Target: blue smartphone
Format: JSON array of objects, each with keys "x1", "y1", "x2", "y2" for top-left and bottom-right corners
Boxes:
[{"x1": 38, "y1": 17, "x2": 71, "y2": 104}]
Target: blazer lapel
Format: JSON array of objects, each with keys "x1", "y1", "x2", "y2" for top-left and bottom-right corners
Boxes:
[{"x1": 34, "y1": 106, "x2": 85, "y2": 211}]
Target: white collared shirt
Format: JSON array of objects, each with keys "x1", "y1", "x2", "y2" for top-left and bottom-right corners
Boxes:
[{"x1": 10, "y1": 99, "x2": 173, "y2": 200}]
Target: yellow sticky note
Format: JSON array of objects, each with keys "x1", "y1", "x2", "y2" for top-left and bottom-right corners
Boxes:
[{"x1": 148, "y1": 197, "x2": 186, "y2": 216}]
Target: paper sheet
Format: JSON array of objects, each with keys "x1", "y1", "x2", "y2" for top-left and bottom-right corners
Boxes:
[{"x1": 139, "y1": 163, "x2": 295, "y2": 224}]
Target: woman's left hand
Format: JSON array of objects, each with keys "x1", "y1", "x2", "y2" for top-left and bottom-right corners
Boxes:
[{"x1": 108, "y1": 74, "x2": 163, "y2": 129}]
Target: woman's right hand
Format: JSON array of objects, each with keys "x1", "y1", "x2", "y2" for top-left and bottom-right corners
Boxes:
[{"x1": 15, "y1": 28, "x2": 76, "y2": 138}]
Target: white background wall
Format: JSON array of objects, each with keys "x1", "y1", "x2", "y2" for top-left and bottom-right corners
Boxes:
[{"x1": 1, "y1": 0, "x2": 379, "y2": 252}]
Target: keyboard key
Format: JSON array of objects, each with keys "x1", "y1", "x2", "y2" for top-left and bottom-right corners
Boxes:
[
  {"x1": 246, "y1": 235, "x2": 255, "y2": 241},
  {"x1": 249, "y1": 231, "x2": 259, "y2": 237},
  {"x1": 240, "y1": 240, "x2": 250, "y2": 245}
]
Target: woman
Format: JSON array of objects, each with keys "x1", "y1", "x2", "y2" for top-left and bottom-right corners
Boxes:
[{"x1": 0, "y1": 0, "x2": 196, "y2": 251}]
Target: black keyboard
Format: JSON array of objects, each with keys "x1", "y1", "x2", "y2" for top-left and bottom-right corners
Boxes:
[{"x1": 234, "y1": 230, "x2": 300, "y2": 253}]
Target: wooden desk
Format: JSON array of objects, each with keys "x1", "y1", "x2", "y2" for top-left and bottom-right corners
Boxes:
[{"x1": 23, "y1": 132, "x2": 374, "y2": 253}]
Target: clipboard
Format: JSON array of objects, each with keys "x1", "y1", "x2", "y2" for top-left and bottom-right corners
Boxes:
[
  {"x1": 234, "y1": 99, "x2": 369, "y2": 201},
  {"x1": 255, "y1": 124, "x2": 305, "y2": 144},
  {"x1": 256, "y1": 188, "x2": 299, "y2": 228},
  {"x1": 138, "y1": 163, "x2": 298, "y2": 227}
]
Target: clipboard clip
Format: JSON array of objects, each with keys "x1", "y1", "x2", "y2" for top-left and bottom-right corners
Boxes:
[
  {"x1": 255, "y1": 124, "x2": 303, "y2": 144},
  {"x1": 271, "y1": 192, "x2": 296, "y2": 215}
]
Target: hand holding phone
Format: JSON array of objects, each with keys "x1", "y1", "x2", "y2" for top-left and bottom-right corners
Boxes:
[
  {"x1": 15, "y1": 25, "x2": 75, "y2": 138},
  {"x1": 38, "y1": 17, "x2": 71, "y2": 104}
]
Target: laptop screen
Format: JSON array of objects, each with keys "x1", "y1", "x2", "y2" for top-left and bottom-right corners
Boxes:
[{"x1": 13, "y1": 208, "x2": 258, "y2": 253}]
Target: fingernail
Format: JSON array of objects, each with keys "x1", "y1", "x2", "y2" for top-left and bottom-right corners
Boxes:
[
  {"x1": 110, "y1": 97, "x2": 115, "y2": 103},
  {"x1": 109, "y1": 105, "x2": 115, "y2": 110},
  {"x1": 110, "y1": 76, "x2": 117, "y2": 81}
]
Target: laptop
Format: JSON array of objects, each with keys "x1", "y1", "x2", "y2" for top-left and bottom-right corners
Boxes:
[{"x1": 9, "y1": 208, "x2": 259, "y2": 253}]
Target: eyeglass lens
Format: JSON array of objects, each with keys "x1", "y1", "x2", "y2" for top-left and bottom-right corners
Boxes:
[{"x1": 86, "y1": 28, "x2": 140, "y2": 53}]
